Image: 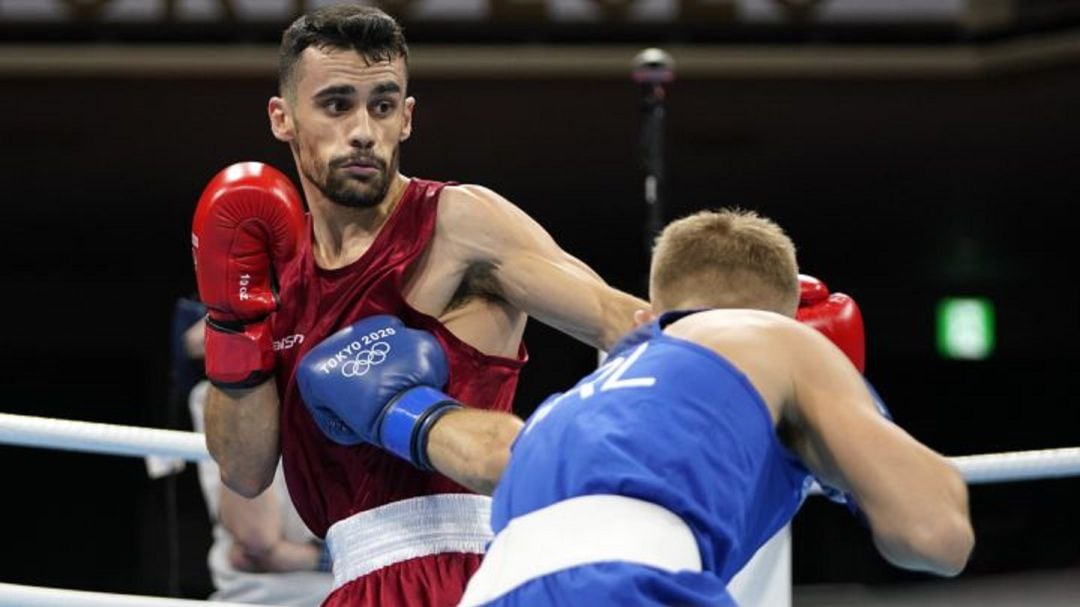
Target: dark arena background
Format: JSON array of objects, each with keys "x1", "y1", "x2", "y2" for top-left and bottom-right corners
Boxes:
[{"x1": 1, "y1": 1, "x2": 1078, "y2": 605}]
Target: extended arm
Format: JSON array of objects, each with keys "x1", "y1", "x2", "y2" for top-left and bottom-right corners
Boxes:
[
  {"x1": 425, "y1": 408, "x2": 524, "y2": 495},
  {"x1": 441, "y1": 186, "x2": 647, "y2": 350},
  {"x1": 788, "y1": 326, "x2": 974, "y2": 577}
]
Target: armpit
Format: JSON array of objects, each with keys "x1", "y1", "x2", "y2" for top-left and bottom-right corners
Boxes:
[
  {"x1": 445, "y1": 260, "x2": 503, "y2": 313},
  {"x1": 776, "y1": 417, "x2": 804, "y2": 455}
]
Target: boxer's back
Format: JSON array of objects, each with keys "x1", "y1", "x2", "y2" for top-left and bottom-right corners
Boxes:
[{"x1": 492, "y1": 314, "x2": 812, "y2": 587}]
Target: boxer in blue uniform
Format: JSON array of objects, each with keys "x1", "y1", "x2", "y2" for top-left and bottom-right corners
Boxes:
[
  {"x1": 296, "y1": 209, "x2": 975, "y2": 606},
  {"x1": 463, "y1": 311, "x2": 809, "y2": 606}
]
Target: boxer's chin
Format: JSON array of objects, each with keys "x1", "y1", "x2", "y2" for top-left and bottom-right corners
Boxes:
[{"x1": 324, "y1": 172, "x2": 390, "y2": 209}]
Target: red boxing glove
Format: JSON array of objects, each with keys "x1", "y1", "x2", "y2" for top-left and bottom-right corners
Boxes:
[
  {"x1": 796, "y1": 274, "x2": 866, "y2": 373},
  {"x1": 192, "y1": 162, "x2": 306, "y2": 388}
]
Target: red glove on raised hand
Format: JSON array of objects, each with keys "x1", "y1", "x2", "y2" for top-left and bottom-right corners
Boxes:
[
  {"x1": 796, "y1": 274, "x2": 866, "y2": 373},
  {"x1": 192, "y1": 162, "x2": 306, "y2": 388}
]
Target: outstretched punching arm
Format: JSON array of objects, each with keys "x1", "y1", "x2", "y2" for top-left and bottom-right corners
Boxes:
[
  {"x1": 425, "y1": 409, "x2": 524, "y2": 495},
  {"x1": 437, "y1": 185, "x2": 648, "y2": 351}
]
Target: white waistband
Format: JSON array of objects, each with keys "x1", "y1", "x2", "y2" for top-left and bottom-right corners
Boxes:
[
  {"x1": 458, "y1": 494, "x2": 702, "y2": 607},
  {"x1": 326, "y1": 493, "x2": 493, "y2": 592}
]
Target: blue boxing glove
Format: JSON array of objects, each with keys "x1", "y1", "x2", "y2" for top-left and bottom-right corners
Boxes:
[{"x1": 296, "y1": 315, "x2": 462, "y2": 470}]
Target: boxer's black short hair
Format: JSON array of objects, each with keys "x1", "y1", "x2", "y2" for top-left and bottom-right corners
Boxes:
[{"x1": 279, "y1": 5, "x2": 409, "y2": 98}]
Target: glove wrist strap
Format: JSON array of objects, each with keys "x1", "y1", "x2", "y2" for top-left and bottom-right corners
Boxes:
[
  {"x1": 204, "y1": 318, "x2": 275, "y2": 389},
  {"x1": 379, "y1": 386, "x2": 462, "y2": 471}
]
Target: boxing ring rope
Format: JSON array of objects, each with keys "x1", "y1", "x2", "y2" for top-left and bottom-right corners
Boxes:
[
  {"x1": 2, "y1": 410, "x2": 1079, "y2": 607},
  {"x1": 949, "y1": 448, "x2": 1080, "y2": 484},
  {"x1": 0, "y1": 412, "x2": 209, "y2": 461},
  {"x1": 0, "y1": 583, "x2": 280, "y2": 607},
  {"x1": 3, "y1": 412, "x2": 1079, "y2": 483}
]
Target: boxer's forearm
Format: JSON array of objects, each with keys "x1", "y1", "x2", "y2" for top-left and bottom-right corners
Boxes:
[
  {"x1": 426, "y1": 409, "x2": 523, "y2": 495},
  {"x1": 557, "y1": 255, "x2": 648, "y2": 351},
  {"x1": 597, "y1": 287, "x2": 650, "y2": 351},
  {"x1": 867, "y1": 461, "x2": 973, "y2": 577},
  {"x1": 205, "y1": 381, "x2": 281, "y2": 497}
]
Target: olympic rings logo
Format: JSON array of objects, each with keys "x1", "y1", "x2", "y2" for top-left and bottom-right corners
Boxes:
[{"x1": 340, "y1": 341, "x2": 392, "y2": 377}]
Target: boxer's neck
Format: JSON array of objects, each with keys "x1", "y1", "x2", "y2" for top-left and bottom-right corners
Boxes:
[{"x1": 309, "y1": 172, "x2": 410, "y2": 270}]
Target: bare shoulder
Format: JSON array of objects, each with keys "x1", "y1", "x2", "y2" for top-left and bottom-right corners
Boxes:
[
  {"x1": 436, "y1": 184, "x2": 552, "y2": 258},
  {"x1": 437, "y1": 184, "x2": 518, "y2": 229}
]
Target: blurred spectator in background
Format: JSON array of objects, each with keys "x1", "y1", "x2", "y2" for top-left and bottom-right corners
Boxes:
[{"x1": 178, "y1": 303, "x2": 333, "y2": 606}]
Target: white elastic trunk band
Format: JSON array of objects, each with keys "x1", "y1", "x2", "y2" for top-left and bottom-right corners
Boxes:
[
  {"x1": 458, "y1": 494, "x2": 702, "y2": 607},
  {"x1": 325, "y1": 493, "x2": 493, "y2": 592}
]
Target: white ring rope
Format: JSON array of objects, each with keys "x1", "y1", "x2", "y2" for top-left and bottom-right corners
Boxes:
[
  {"x1": 950, "y1": 447, "x2": 1080, "y2": 484},
  {"x1": 0, "y1": 582, "x2": 281, "y2": 607},
  {"x1": 0, "y1": 412, "x2": 209, "y2": 461},
  {"x1": 3, "y1": 412, "x2": 1080, "y2": 484}
]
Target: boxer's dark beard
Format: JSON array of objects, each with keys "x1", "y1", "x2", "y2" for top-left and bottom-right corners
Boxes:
[{"x1": 316, "y1": 149, "x2": 397, "y2": 209}]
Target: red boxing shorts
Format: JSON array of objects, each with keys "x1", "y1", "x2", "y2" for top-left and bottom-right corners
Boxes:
[{"x1": 321, "y1": 494, "x2": 492, "y2": 607}]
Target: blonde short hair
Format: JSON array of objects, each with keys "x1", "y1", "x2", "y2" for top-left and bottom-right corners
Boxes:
[{"x1": 649, "y1": 208, "x2": 799, "y2": 315}]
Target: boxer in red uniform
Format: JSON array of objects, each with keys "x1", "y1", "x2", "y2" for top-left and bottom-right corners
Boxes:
[{"x1": 192, "y1": 5, "x2": 647, "y2": 606}]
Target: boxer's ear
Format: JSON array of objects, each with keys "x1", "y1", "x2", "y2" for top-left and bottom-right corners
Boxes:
[
  {"x1": 400, "y1": 96, "x2": 416, "y2": 142},
  {"x1": 269, "y1": 96, "x2": 295, "y2": 142}
]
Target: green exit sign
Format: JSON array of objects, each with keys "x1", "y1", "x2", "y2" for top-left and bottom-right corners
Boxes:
[{"x1": 937, "y1": 297, "x2": 995, "y2": 360}]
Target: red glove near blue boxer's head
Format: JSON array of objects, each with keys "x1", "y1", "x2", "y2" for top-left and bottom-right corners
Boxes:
[
  {"x1": 796, "y1": 274, "x2": 888, "y2": 419},
  {"x1": 796, "y1": 274, "x2": 866, "y2": 373}
]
